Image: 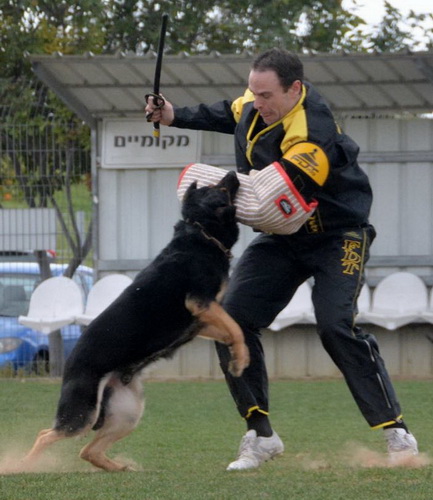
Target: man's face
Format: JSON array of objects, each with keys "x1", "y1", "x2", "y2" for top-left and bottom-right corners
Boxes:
[{"x1": 248, "y1": 69, "x2": 301, "y2": 125}]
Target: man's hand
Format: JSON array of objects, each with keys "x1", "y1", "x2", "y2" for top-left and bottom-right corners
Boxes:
[{"x1": 144, "y1": 94, "x2": 175, "y2": 126}]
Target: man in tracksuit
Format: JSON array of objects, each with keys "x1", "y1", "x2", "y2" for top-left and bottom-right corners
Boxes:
[{"x1": 145, "y1": 48, "x2": 418, "y2": 470}]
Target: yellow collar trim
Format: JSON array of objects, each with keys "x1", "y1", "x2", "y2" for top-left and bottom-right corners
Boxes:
[{"x1": 245, "y1": 85, "x2": 307, "y2": 166}]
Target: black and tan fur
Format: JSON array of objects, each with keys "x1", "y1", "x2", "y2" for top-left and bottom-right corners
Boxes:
[{"x1": 23, "y1": 171, "x2": 248, "y2": 472}]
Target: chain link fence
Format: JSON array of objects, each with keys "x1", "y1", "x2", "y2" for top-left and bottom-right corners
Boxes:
[{"x1": 0, "y1": 121, "x2": 93, "y2": 377}]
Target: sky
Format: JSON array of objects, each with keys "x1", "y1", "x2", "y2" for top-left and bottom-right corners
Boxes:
[
  {"x1": 343, "y1": 0, "x2": 431, "y2": 25},
  {"x1": 342, "y1": 0, "x2": 432, "y2": 48}
]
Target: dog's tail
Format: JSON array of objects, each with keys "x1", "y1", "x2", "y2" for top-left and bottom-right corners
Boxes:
[{"x1": 54, "y1": 372, "x2": 109, "y2": 435}]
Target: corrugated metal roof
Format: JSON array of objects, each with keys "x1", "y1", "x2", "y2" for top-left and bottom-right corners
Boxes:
[{"x1": 29, "y1": 51, "x2": 433, "y2": 127}]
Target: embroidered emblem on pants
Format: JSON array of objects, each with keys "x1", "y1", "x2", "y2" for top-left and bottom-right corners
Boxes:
[{"x1": 341, "y1": 239, "x2": 361, "y2": 275}]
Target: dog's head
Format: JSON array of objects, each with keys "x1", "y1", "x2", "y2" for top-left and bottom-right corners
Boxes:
[{"x1": 181, "y1": 171, "x2": 240, "y2": 248}]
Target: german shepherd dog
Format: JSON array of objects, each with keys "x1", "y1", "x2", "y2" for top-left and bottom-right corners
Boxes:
[{"x1": 23, "y1": 171, "x2": 249, "y2": 472}]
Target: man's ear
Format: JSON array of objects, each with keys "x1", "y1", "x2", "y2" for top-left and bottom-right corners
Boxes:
[{"x1": 289, "y1": 79, "x2": 302, "y2": 95}]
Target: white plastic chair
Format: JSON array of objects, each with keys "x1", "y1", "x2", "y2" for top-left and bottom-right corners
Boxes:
[
  {"x1": 362, "y1": 272, "x2": 428, "y2": 330},
  {"x1": 269, "y1": 282, "x2": 315, "y2": 331},
  {"x1": 19, "y1": 276, "x2": 84, "y2": 334},
  {"x1": 421, "y1": 288, "x2": 433, "y2": 325},
  {"x1": 76, "y1": 274, "x2": 132, "y2": 326}
]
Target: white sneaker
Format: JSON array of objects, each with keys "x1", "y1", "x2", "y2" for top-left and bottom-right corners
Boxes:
[
  {"x1": 226, "y1": 430, "x2": 284, "y2": 471},
  {"x1": 384, "y1": 428, "x2": 418, "y2": 461}
]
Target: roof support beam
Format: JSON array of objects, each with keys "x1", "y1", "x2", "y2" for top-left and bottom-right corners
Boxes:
[{"x1": 32, "y1": 61, "x2": 97, "y2": 127}]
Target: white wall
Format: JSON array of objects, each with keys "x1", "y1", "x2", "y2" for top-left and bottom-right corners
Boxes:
[
  {"x1": 95, "y1": 116, "x2": 433, "y2": 280},
  {"x1": 93, "y1": 116, "x2": 433, "y2": 379},
  {"x1": 343, "y1": 116, "x2": 433, "y2": 258}
]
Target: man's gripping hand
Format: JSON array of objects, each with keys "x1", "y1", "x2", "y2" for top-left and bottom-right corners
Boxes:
[{"x1": 144, "y1": 94, "x2": 175, "y2": 126}]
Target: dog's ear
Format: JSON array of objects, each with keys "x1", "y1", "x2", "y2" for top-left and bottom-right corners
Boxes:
[
  {"x1": 183, "y1": 181, "x2": 198, "y2": 200},
  {"x1": 217, "y1": 171, "x2": 240, "y2": 200}
]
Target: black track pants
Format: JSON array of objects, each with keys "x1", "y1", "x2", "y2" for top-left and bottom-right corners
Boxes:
[{"x1": 216, "y1": 225, "x2": 402, "y2": 428}]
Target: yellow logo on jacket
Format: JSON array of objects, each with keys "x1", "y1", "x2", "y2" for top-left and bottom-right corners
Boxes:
[{"x1": 283, "y1": 142, "x2": 329, "y2": 186}]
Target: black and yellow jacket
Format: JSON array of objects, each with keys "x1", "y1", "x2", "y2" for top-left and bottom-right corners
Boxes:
[{"x1": 171, "y1": 82, "x2": 372, "y2": 233}]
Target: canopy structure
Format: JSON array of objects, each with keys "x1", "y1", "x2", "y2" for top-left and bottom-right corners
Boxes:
[{"x1": 29, "y1": 50, "x2": 433, "y2": 128}]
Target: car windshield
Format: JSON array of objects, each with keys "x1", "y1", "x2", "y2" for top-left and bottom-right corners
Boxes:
[{"x1": 0, "y1": 273, "x2": 39, "y2": 317}]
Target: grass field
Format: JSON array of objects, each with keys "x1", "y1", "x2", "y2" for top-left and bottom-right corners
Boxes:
[
  {"x1": 0, "y1": 378, "x2": 431, "y2": 500},
  {"x1": 2, "y1": 182, "x2": 92, "y2": 213}
]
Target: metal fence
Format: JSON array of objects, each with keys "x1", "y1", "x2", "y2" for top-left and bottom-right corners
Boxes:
[{"x1": 0, "y1": 121, "x2": 92, "y2": 376}]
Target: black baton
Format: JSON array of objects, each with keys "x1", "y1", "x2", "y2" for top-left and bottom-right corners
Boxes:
[{"x1": 145, "y1": 13, "x2": 169, "y2": 138}]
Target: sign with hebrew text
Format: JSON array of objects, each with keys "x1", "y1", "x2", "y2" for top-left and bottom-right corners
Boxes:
[{"x1": 101, "y1": 118, "x2": 201, "y2": 168}]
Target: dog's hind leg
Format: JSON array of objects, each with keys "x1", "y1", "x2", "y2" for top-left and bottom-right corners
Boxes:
[
  {"x1": 21, "y1": 428, "x2": 67, "y2": 466},
  {"x1": 186, "y1": 298, "x2": 250, "y2": 376},
  {"x1": 79, "y1": 374, "x2": 145, "y2": 472},
  {"x1": 80, "y1": 433, "x2": 132, "y2": 472},
  {"x1": 22, "y1": 375, "x2": 107, "y2": 469}
]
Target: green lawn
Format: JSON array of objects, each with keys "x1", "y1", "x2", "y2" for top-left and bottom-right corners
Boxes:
[
  {"x1": 0, "y1": 379, "x2": 431, "y2": 500},
  {"x1": 2, "y1": 182, "x2": 91, "y2": 214}
]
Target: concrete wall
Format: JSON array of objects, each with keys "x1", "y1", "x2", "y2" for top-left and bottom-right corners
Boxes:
[{"x1": 142, "y1": 323, "x2": 433, "y2": 380}]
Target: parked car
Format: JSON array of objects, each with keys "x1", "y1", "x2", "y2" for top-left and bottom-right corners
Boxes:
[{"x1": 0, "y1": 262, "x2": 93, "y2": 373}]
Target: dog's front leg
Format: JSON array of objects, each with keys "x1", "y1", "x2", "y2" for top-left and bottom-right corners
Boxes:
[
  {"x1": 198, "y1": 323, "x2": 250, "y2": 377},
  {"x1": 185, "y1": 298, "x2": 250, "y2": 376}
]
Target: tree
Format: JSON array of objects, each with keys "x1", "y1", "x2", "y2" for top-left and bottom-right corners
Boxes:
[
  {"x1": 339, "y1": 1, "x2": 433, "y2": 53},
  {"x1": 100, "y1": 0, "x2": 364, "y2": 54},
  {"x1": 0, "y1": 1, "x2": 102, "y2": 276},
  {"x1": 0, "y1": 88, "x2": 92, "y2": 278},
  {"x1": 99, "y1": 0, "x2": 432, "y2": 55},
  {"x1": 369, "y1": 2, "x2": 433, "y2": 52}
]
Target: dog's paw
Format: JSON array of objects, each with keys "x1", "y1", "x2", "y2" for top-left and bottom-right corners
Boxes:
[
  {"x1": 228, "y1": 360, "x2": 240, "y2": 377},
  {"x1": 228, "y1": 344, "x2": 250, "y2": 377},
  {"x1": 122, "y1": 464, "x2": 138, "y2": 472}
]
